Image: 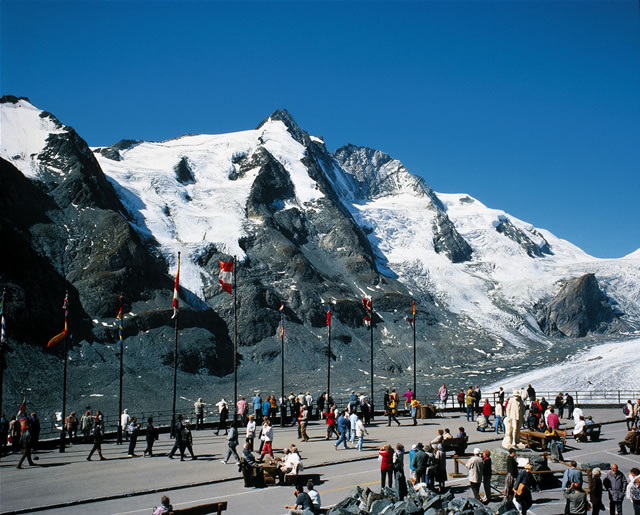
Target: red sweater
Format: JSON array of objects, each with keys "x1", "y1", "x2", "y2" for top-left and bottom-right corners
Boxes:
[
  {"x1": 324, "y1": 411, "x2": 336, "y2": 426},
  {"x1": 379, "y1": 449, "x2": 393, "y2": 471}
]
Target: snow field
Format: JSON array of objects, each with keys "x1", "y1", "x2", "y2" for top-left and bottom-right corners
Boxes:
[{"x1": 0, "y1": 99, "x2": 66, "y2": 179}]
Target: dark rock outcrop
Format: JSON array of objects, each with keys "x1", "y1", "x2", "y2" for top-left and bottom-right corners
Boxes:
[
  {"x1": 174, "y1": 156, "x2": 196, "y2": 185},
  {"x1": 432, "y1": 212, "x2": 473, "y2": 263},
  {"x1": 334, "y1": 144, "x2": 444, "y2": 208},
  {"x1": 537, "y1": 273, "x2": 620, "y2": 337},
  {"x1": 495, "y1": 216, "x2": 552, "y2": 258}
]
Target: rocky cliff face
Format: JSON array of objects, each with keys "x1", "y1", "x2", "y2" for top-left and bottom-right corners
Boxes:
[{"x1": 536, "y1": 273, "x2": 622, "y2": 337}]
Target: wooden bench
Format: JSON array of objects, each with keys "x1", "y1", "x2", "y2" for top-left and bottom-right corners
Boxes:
[
  {"x1": 284, "y1": 473, "x2": 321, "y2": 487},
  {"x1": 519, "y1": 429, "x2": 567, "y2": 450},
  {"x1": 239, "y1": 457, "x2": 266, "y2": 488},
  {"x1": 170, "y1": 501, "x2": 227, "y2": 515},
  {"x1": 442, "y1": 436, "x2": 468, "y2": 455},
  {"x1": 585, "y1": 423, "x2": 602, "y2": 442}
]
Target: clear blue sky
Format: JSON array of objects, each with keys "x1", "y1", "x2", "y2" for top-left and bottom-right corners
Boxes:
[{"x1": 2, "y1": 1, "x2": 639, "y2": 258}]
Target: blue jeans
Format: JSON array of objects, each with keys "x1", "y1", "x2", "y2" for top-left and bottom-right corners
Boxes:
[
  {"x1": 466, "y1": 406, "x2": 474, "y2": 421},
  {"x1": 335, "y1": 431, "x2": 347, "y2": 448},
  {"x1": 350, "y1": 426, "x2": 356, "y2": 443},
  {"x1": 496, "y1": 416, "x2": 504, "y2": 433},
  {"x1": 357, "y1": 435, "x2": 364, "y2": 450}
]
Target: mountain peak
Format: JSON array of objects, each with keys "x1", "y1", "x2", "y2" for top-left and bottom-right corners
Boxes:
[{"x1": 257, "y1": 108, "x2": 307, "y2": 144}]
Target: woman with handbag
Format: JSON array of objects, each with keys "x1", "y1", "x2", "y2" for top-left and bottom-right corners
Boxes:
[
  {"x1": 393, "y1": 443, "x2": 407, "y2": 500},
  {"x1": 513, "y1": 463, "x2": 542, "y2": 515}
]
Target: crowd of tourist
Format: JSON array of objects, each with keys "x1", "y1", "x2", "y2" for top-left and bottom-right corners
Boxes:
[{"x1": 3, "y1": 385, "x2": 640, "y2": 515}]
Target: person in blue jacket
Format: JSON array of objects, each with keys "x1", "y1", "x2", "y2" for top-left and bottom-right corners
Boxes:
[
  {"x1": 253, "y1": 393, "x2": 263, "y2": 424},
  {"x1": 263, "y1": 397, "x2": 271, "y2": 422},
  {"x1": 335, "y1": 411, "x2": 349, "y2": 449}
]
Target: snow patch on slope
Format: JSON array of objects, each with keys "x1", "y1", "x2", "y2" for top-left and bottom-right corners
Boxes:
[
  {"x1": 96, "y1": 119, "x2": 323, "y2": 299},
  {"x1": 261, "y1": 119, "x2": 323, "y2": 206},
  {"x1": 485, "y1": 338, "x2": 640, "y2": 391},
  {"x1": 0, "y1": 99, "x2": 67, "y2": 178}
]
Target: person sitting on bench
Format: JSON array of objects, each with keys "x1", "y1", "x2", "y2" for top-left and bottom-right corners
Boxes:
[
  {"x1": 618, "y1": 426, "x2": 640, "y2": 455},
  {"x1": 573, "y1": 416, "x2": 587, "y2": 442},
  {"x1": 275, "y1": 447, "x2": 301, "y2": 483}
]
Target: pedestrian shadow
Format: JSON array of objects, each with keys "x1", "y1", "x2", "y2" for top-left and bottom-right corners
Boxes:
[
  {"x1": 532, "y1": 497, "x2": 555, "y2": 505},
  {"x1": 36, "y1": 462, "x2": 70, "y2": 468},
  {"x1": 189, "y1": 455, "x2": 218, "y2": 461}
]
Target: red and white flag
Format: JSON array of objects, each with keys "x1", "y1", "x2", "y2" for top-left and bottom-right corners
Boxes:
[
  {"x1": 219, "y1": 260, "x2": 233, "y2": 295},
  {"x1": 362, "y1": 297, "x2": 371, "y2": 327},
  {"x1": 17, "y1": 398, "x2": 26, "y2": 418},
  {"x1": 278, "y1": 303, "x2": 285, "y2": 338},
  {"x1": 172, "y1": 253, "x2": 181, "y2": 319}
]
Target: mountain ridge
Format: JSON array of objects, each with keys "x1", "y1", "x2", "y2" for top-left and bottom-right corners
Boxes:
[{"x1": 1, "y1": 95, "x2": 638, "y2": 416}]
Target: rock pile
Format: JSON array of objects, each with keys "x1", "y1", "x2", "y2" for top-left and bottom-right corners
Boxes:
[{"x1": 324, "y1": 484, "x2": 519, "y2": 515}]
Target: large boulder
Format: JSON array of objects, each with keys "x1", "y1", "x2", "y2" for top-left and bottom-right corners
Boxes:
[{"x1": 537, "y1": 274, "x2": 620, "y2": 337}]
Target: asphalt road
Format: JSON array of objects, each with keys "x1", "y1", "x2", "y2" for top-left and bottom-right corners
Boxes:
[{"x1": 1, "y1": 408, "x2": 638, "y2": 514}]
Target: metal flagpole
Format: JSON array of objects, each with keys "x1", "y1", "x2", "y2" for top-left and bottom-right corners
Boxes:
[
  {"x1": 117, "y1": 294, "x2": 124, "y2": 445},
  {"x1": 233, "y1": 256, "x2": 238, "y2": 424},
  {"x1": 171, "y1": 252, "x2": 180, "y2": 437},
  {"x1": 413, "y1": 300, "x2": 416, "y2": 398},
  {"x1": 327, "y1": 305, "x2": 331, "y2": 401},
  {"x1": 0, "y1": 289, "x2": 6, "y2": 422},
  {"x1": 280, "y1": 306, "x2": 285, "y2": 427},
  {"x1": 369, "y1": 298, "x2": 374, "y2": 414},
  {"x1": 60, "y1": 291, "x2": 69, "y2": 453}
]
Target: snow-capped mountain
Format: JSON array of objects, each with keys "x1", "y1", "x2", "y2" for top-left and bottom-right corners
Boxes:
[{"x1": 1, "y1": 95, "x2": 638, "y2": 414}]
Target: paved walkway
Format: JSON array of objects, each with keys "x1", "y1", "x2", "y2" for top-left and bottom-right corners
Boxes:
[{"x1": 0, "y1": 407, "x2": 634, "y2": 514}]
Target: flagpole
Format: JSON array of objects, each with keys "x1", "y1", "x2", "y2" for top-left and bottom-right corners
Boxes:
[
  {"x1": 233, "y1": 256, "x2": 238, "y2": 424},
  {"x1": 327, "y1": 307, "x2": 331, "y2": 402},
  {"x1": 171, "y1": 252, "x2": 180, "y2": 437},
  {"x1": 413, "y1": 301, "x2": 417, "y2": 398},
  {"x1": 60, "y1": 291, "x2": 69, "y2": 453},
  {"x1": 0, "y1": 289, "x2": 6, "y2": 420},
  {"x1": 369, "y1": 298, "x2": 374, "y2": 415},
  {"x1": 117, "y1": 294, "x2": 124, "y2": 445},
  {"x1": 280, "y1": 309, "x2": 285, "y2": 428}
]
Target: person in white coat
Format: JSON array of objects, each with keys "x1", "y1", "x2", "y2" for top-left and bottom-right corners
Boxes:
[
  {"x1": 466, "y1": 448, "x2": 484, "y2": 500},
  {"x1": 349, "y1": 411, "x2": 359, "y2": 444},
  {"x1": 120, "y1": 409, "x2": 130, "y2": 442},
  {"x1": 246, "y1": 415, "x2": 256, "y2": 451},
  {"x1": 625, "y1": 400, "x2": 635, "y2": 430},
  {"x1": 355, "y1": 417, "x2": 368, "y2": 451}
]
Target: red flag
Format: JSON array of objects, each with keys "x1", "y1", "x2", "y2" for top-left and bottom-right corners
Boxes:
[
  {"x1": 172, "y1": 253, "x2": 181, "y2": 319},
  {"x1": 362, "y1": 297, "x2": 371, "y2": 327},
  {"x1": 219, "y1": 260, "x2": 233, "y2": 294},
  {"x1": 17, "y1": 398, "x2": 26, "y2": 418},
  {"x1": 326, "y1": 305, "x2": 331, "y2": 326}
]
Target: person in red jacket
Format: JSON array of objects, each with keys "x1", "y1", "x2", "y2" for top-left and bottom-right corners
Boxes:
[
  {"x1": 323, "y1": 406, "x2": 338, "y2": 440},
  {"x1": 482, "y1": 399, "x2": 493, "y2": 418},
  {"x1": 379, "y1": 443, "x2": 394, "y2": 489}
]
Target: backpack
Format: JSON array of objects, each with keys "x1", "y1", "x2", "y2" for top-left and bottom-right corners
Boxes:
[{"x1": 623, "y1": 406, "x2": 630, "y2": 415}]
